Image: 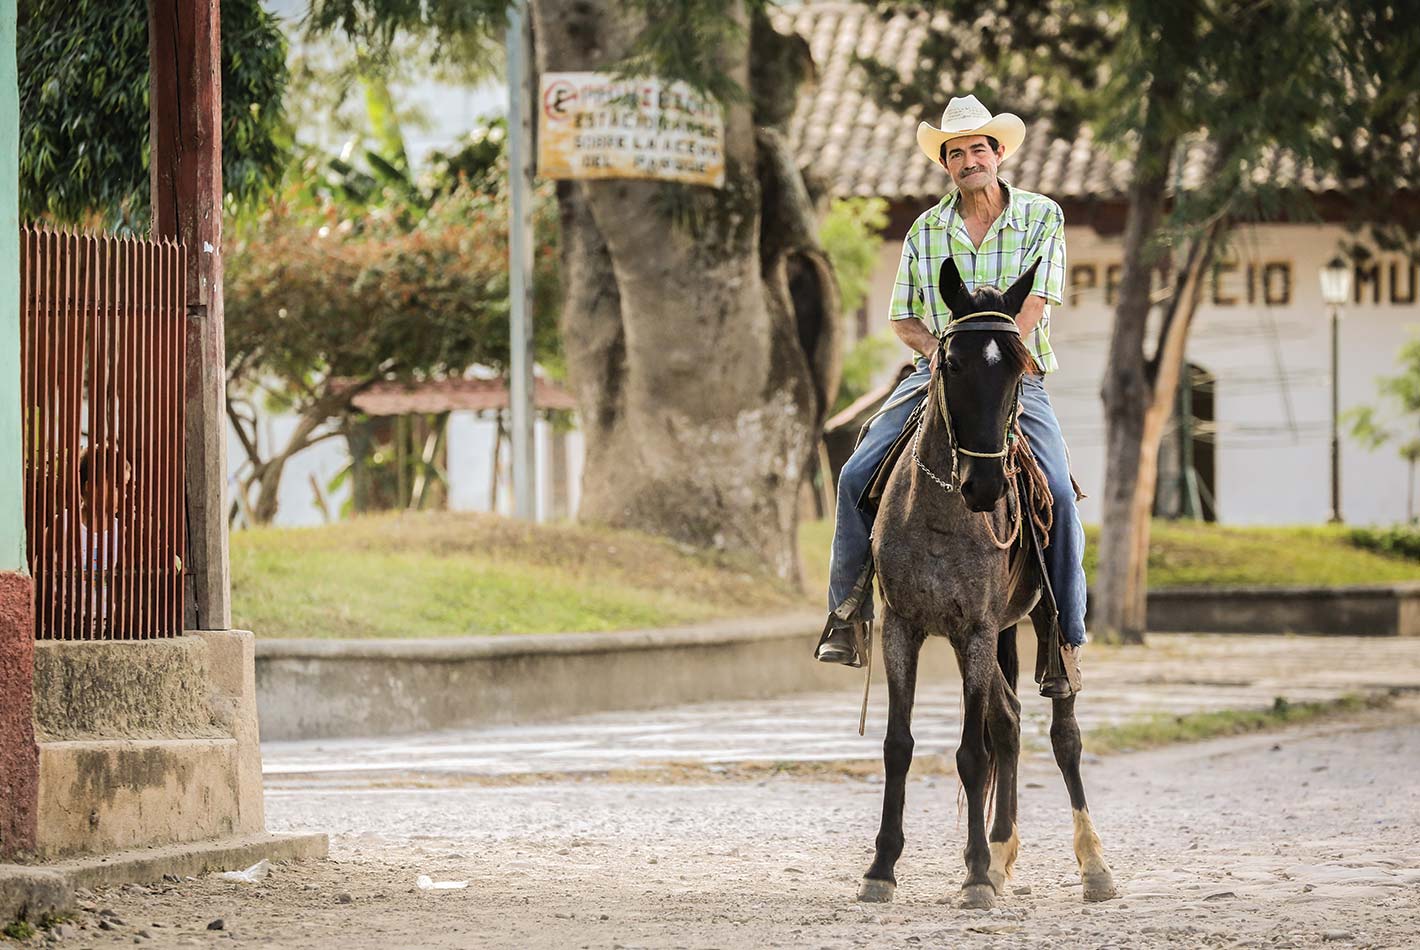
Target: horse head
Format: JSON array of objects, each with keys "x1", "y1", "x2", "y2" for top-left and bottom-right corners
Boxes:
[{"x1": 934, "y1": 257, "x2": 1041, "y2": 513}]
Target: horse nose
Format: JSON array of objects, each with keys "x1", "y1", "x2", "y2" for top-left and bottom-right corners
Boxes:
[{"x1": 960, "y1": 477, "x2": 994, "y2": 513}]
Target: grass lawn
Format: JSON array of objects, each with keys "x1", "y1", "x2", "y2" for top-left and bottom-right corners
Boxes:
[
  {"x1": 235, "y1": 513, "x2": 1418, "y2": 638},
  {"x1": 232, "y1": 512, "x2": 803, "y2": 638},
  {"x1": 801, "y1": 519, "x2": 1420, "y2": 591}
]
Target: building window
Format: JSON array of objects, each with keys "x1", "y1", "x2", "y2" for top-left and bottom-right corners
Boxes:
[{"x1": 1155, "y1": 363, "x2": 1217, "y2": 522}]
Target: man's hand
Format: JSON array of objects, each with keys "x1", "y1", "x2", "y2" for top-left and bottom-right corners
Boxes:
[
  {"x1": 1017, "y1": 294, "x2": 1048, "y2": 337},
  {"x1": 891, "y1": 317, "x2": 940, "y2": 362}
]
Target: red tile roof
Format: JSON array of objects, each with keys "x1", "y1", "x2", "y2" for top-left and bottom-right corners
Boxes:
[
  {"x1": 345, "y1": 377, "x2": 578, "y2": 416},
  {"x1": 772, "y1": 3, "x2": 1347, "y2": 203}
]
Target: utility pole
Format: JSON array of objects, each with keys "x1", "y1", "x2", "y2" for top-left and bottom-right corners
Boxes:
[{"x1": 506, "y1": 0, "x2": 536, "y2": 521}]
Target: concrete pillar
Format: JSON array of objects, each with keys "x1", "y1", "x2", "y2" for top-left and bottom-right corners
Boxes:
[{"x1": 0, "y1": 0, "x2": 40, "y2": 860}]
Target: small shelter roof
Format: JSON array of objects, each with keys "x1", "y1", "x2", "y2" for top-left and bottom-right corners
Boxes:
[{"x1": 346, "y1": 377, "x2": 577, "y2": 417}]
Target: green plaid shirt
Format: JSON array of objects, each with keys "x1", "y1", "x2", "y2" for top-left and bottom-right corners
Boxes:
[{"x1": 888, "y1": 180, "x2": 1067, "y2": 373}]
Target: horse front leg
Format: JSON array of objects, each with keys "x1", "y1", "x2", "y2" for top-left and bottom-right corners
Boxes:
[
  {"x1": 986, "y1": 653, "x2": 1022, "y2": 894},
  {"x1": 1050, "y1": 694, "x2": 1119, "y2": 902},
  {"x1": 859, "y1": 609, "x2": 921, "y2": 903},
  {"x1": 954, "y1": 630, "x2": 998, "y2": 909}
]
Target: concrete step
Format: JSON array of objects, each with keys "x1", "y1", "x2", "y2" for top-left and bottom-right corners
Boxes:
[
  {"x1": 32, "y1": 637, "x2": 226, "y2": 742},
  {"x1": 0, "y1": 831, "x2": 328, "y2": 923},
  {"x1": 37, "y1": 738, "x2": 254, "y2": 861}
]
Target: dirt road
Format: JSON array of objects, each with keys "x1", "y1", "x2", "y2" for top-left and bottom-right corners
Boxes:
[{"x1": 39, "y1": 702, "x2": 1420, "y2": 949}]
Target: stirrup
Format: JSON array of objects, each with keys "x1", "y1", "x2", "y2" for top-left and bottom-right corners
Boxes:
[{"x1": 815, "y1": 617, "x2": 866, "y2": 668}]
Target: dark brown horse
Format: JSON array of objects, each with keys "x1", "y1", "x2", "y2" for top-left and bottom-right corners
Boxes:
[{"x1": 858, "y1": 259, "x2": 1117, "y2": 909}]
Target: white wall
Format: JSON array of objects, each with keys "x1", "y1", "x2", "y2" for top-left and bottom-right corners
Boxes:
[
  {"x1": 862, "y1": 220, "x2": 1419, "y2": 527},
  {"x1": 229, "y1": 411, "x2": 584, "y2": 528}
]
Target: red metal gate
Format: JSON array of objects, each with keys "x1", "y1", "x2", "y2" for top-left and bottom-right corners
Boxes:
[{"x1": 19, "y1": 227, "x2": 188, "y2": 639}]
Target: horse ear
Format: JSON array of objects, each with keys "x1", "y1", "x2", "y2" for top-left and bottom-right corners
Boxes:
[
  {"x1": 938, "y1": 258, "x2": 974, "y2": 318},
  {"x1": 1002, "y1": 258, "x2": 1042, "y2": 316}
]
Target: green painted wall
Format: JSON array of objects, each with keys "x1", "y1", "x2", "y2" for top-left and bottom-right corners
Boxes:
[{"x1": 0, "y1": 0, "x2": 23, "y2": 571}]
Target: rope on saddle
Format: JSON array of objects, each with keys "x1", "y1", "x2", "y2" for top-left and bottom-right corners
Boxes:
[{"x1": 1008, "y1": 417, "x2": 1054, "y2": 547}]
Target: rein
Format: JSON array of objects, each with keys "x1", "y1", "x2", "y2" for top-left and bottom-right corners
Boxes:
[{"x1": 910, "y1": 312, "x2": 1024, "y2": 549}]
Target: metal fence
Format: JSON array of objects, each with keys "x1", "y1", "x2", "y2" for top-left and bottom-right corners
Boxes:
[{"x1": 20, "y1": 227, "x2": 188, "y2": 639}]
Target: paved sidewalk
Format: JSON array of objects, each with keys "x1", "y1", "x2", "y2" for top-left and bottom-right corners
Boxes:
[{"x1": 262, "y1": 633, "x2": 1420, "y2": 784}]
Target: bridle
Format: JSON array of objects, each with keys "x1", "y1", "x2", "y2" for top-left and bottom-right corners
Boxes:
[{"x1": 910, "y1": 310, "x2": 1025, "y2": 548}]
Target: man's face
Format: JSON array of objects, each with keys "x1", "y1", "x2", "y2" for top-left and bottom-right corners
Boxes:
[{"x1": 940, "y1": 135, "x2": 1004, "y2": 194}]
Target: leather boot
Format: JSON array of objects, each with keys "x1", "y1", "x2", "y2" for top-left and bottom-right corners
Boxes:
[
  {"x1": 814, "y1": 616, "x2": 867, "y2": 668},
  {"x1": 1039, "y1": 643, "x2": 1083, "y2": 698}
]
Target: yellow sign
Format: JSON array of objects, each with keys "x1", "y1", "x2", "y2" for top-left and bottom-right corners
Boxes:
[{"x1": 537, "y1": 73, "x2": 725, "y2": 188}]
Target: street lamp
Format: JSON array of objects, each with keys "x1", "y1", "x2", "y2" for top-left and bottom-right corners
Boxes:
[{"x1": 1319, "y1": 256, "x2": 1351, "y2": 524}]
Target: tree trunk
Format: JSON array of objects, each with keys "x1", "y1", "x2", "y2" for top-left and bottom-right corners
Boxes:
[
  {"x1": 249, "y1": 406, "x2": 340, "y2": 525},
  {"x1": 1097, "y1": 124, "x2": 1226, "y2": 643},
  {"x1": 532, "y1": 1, "x2": 839, "y2": 584},
  {"x1": 1095, "y1": 98, "x2": 1177, "y2": 644}
]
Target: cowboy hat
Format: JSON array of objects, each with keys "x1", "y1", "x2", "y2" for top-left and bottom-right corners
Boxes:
[{"x1": 916, "y1": 95, "x2": 1026, "y2": 166}]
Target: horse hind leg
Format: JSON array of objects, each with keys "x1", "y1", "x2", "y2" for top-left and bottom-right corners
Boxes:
[
  {"x1": 986, "y1": 626, "x2": 1022, "y2": 894},
  {"x1": 1050, "y1": 694, "x2": 1119, "y2": 902},
  {"x1": 858, "y1": 609, "x2": 921, "y2": 903}
]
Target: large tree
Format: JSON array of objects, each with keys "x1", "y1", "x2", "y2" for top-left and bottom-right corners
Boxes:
[
  {"x1": 863, "y1": 0, "x2": 1420, "y2": 641},
  {"x1": 311, "y1": 0, "x2": 841, "y2": 582},
  {"x1": 532, "y1": 1, "x2": 839, "y2": 582}
]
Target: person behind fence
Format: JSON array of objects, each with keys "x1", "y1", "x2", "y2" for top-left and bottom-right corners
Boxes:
[
  {"x1": 813, "y1": 94, "x2": 1088, "y2": 698},
  {"x1": 52, "y1": 443, "x2": 132, "y2": 625}
]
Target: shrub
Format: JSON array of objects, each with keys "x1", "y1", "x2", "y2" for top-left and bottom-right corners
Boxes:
[{"x1": 1347, "y1": 526, "x2": 1420, "y2": 563}]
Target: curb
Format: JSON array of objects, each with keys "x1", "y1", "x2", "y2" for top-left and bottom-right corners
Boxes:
[
  {"x1": 254, "y1": 611, "x2": 851, "y2": 741},
  {"x1": 1142, "y1": 583, "x2": 1420, "y2": 636}
]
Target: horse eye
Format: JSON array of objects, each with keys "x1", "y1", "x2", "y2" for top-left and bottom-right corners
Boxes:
[{"x1": 946, "y1": 356, "x2": 963, "y2": 374}]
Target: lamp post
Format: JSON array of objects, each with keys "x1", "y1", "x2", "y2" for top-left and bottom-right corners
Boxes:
[{"x1": 1319, "y1": 256, "x2": 1351, "y2": 524}]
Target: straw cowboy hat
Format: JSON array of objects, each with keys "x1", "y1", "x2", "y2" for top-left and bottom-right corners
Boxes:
[{"x1": 916, "y1": 95, "x2": 1026, "y2": 165}]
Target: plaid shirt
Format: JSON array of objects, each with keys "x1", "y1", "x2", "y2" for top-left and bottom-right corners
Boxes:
[{"x1": 888, "y1": 180, "x2": 1067, "y2": 373}]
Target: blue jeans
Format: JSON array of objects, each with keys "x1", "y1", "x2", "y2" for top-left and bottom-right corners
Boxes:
[{"x1": 827, "y1": 363, "x2": 1087, "y2": 646}]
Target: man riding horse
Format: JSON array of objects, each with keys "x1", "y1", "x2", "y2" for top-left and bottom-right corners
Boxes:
[{"x1": 815, "y1": 94, "x2": 1086, "y2": 700}]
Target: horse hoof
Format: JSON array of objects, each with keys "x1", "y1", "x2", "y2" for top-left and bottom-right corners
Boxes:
[
  {"x1": 958, "y1": 883, "x2": 996, "y2": 910},
  {"x1": 1083, "y1": 871, "x2": 1119, "y2": 902},
  {"x1": 858, "y1": 878, "x2": 896, "y2": 903}
]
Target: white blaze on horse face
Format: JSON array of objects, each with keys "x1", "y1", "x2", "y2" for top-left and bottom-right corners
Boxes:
[{"x1": 983, "y1": 339, "x2": 1003, "y2": 366}]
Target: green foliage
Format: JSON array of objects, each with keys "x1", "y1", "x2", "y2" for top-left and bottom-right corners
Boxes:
[
  {"x1": 1079, "y1": 521, "x2": 1420, "y2": 587},
  {"x1": 832, "y1": 333, "x2": 899, "y2": 417},
  {"x1": 615, "y1": 0, "x2": 760, "y2": 103},
  {"x1": 231, "y1": 511, "x2": 802, "y2": 638},
  {"x1": 819, "y1": 198, "x2": 888, "y2": 316},
  {"x1": 2, "y1": 920, "x2": 35, "y2": 940},
  {"x1": 304, "y1": 0, "x2": 507, "y2": 67},
  {"x1": 821, "y1": 198, "x2": 895, "y2": 415},
  {"x1": 1347, "y1": 526, "x2": 1420, "y2": 563},
  {"x1": 1346, "y1": 333, "x2": 1420, "y2": 506},
  {"x1": 1086, "y1": 693, "x2": 1393, "y2": 755},
  {"x1": 283, "y1": 10, "x2": 503, "y2": 165},
  {"x1": 225, "y1": 175, "x2": 561, "y2": 401},
  {"x1": 17, "y1": 0, "x2": 289, "y2": 228}
]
